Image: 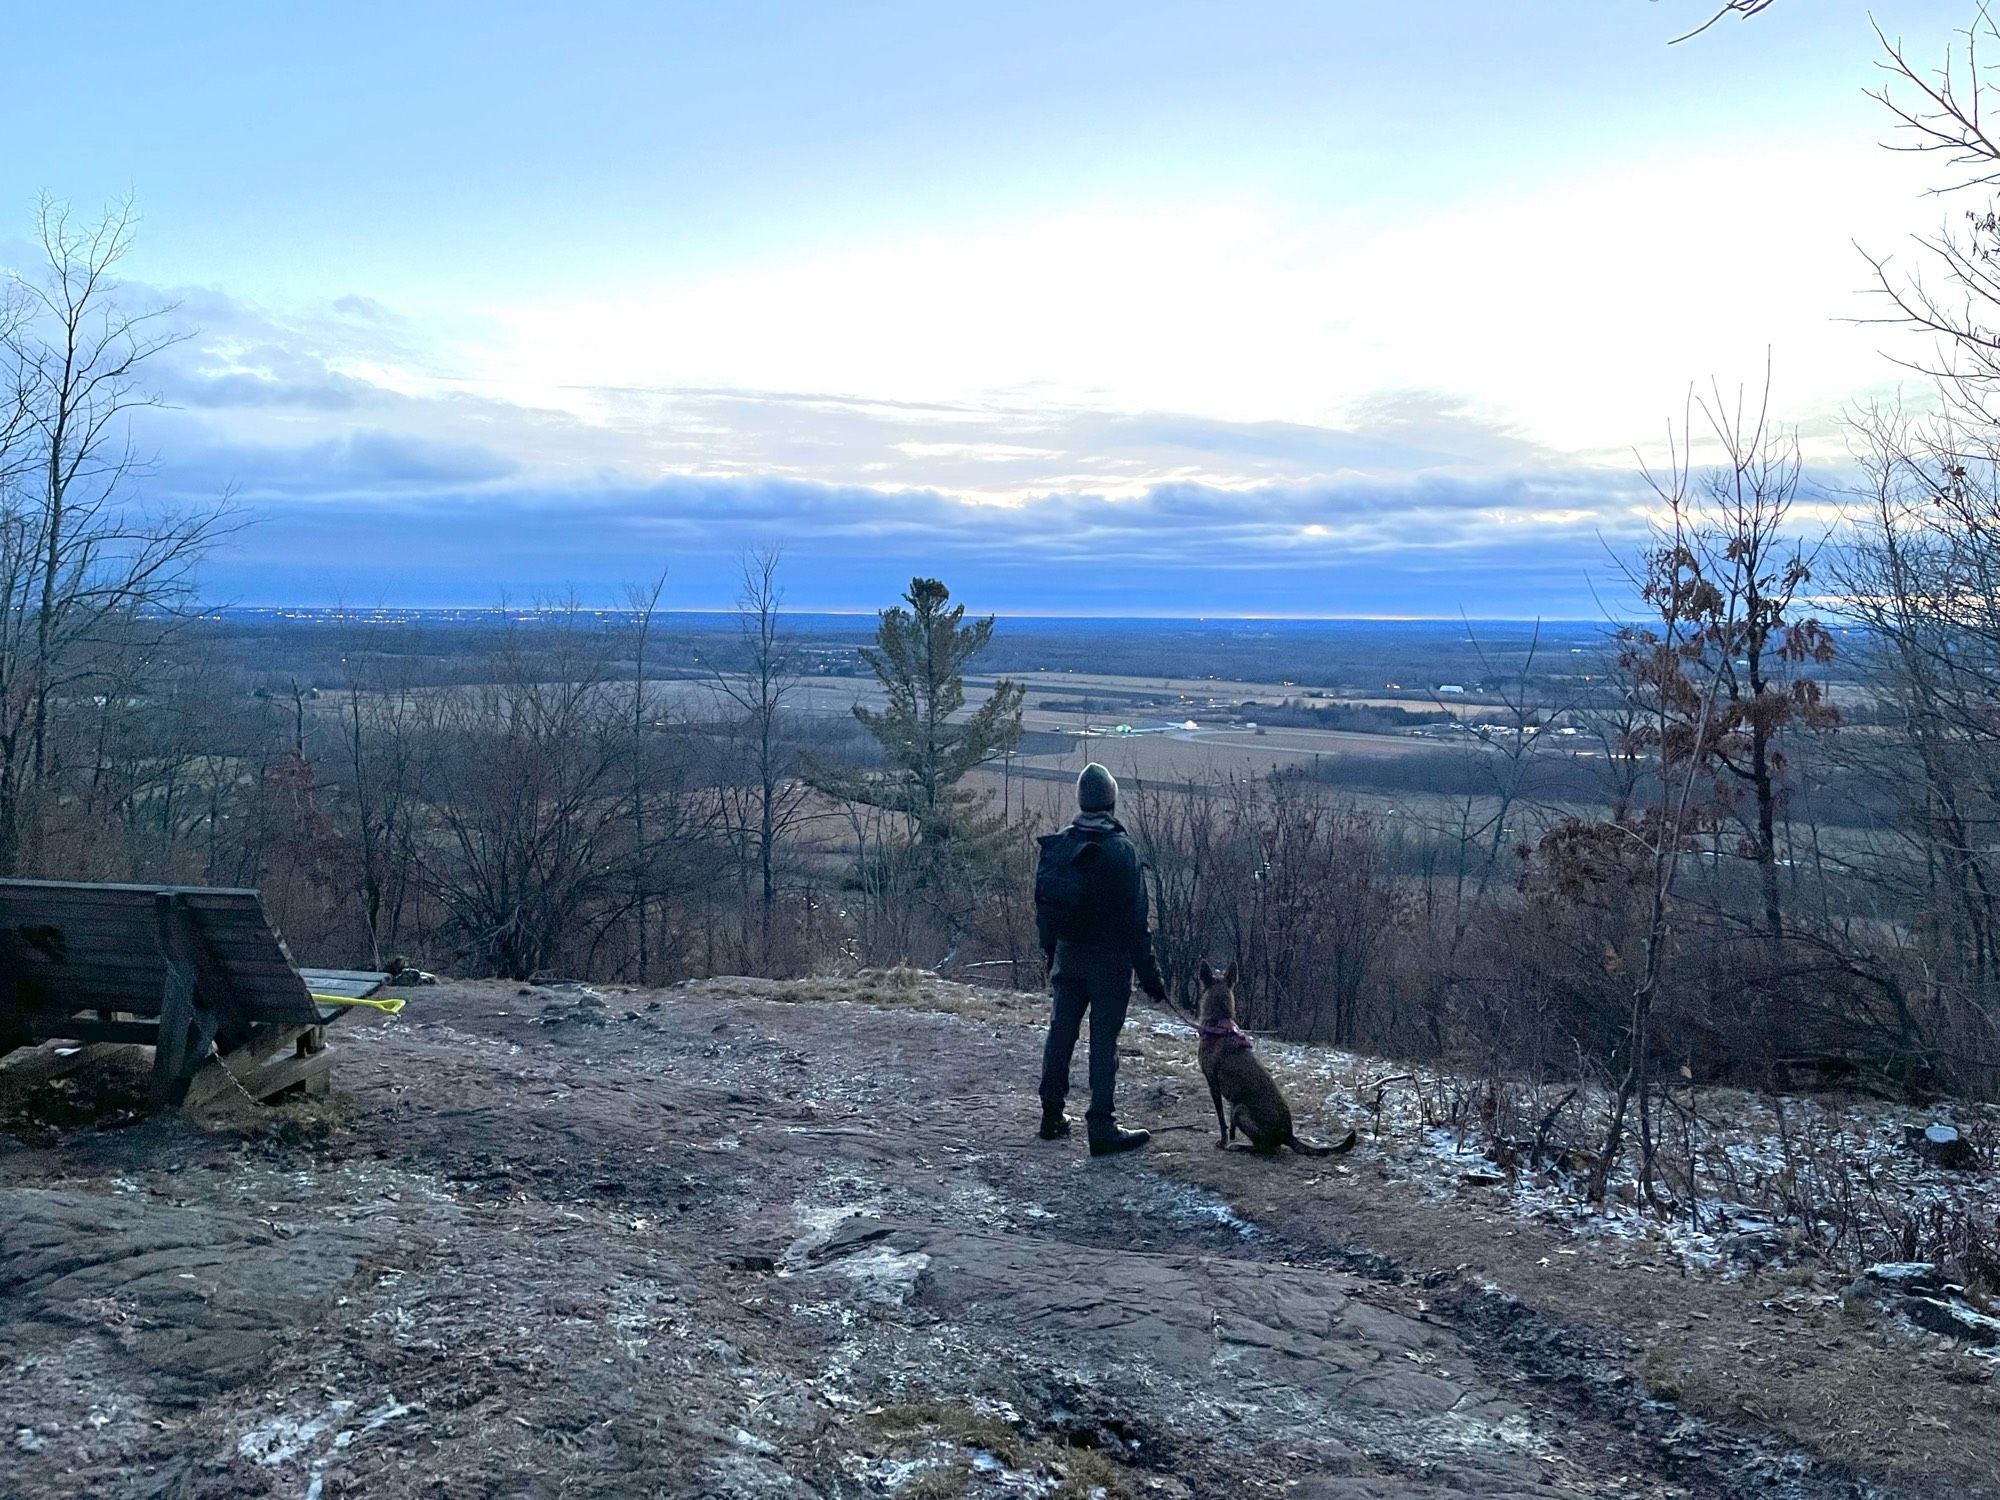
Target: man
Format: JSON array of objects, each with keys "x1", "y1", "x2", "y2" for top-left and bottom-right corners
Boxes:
[{"x1": 1033, "y1": 762, "x2": 1168, "y2": 1156}]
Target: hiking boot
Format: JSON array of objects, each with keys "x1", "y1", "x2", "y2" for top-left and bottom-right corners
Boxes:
[
  {"x1": 1088, "y1": 1125, "x2": 1150, "y2": 1157},
  {"x1": 1038, "y1": 1109, "x2": 1072, "y2": 1141}
]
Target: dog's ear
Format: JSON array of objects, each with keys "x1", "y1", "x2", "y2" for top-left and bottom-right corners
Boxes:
[
  {"x1": 1223, "y1": 962, "x2": 1238, "y2": 988},
  {"x1": 1198, "y1": 960, "x2": 1215, "y2": 986}
]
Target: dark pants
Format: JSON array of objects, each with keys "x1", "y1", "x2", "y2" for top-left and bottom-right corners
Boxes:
[{"x1": 1038, "y1": 943, "x2": 1133, "y2": 1127}]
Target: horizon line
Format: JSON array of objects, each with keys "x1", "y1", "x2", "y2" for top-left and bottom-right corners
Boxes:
[{"x1": 197, "y1": 603, "x2": 1615, "y2": 625}]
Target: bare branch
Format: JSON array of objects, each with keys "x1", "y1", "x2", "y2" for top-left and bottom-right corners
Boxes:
[{"x1": 1668, "y1": 0, "x2": 1778, "y2": 47}]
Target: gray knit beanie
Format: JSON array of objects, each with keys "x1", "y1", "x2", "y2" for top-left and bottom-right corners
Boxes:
[{"x1": 1077, "y1": 762, "x2": 1118, "y2": 813}]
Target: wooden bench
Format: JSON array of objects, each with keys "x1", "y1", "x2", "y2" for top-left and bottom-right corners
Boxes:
[{"x1": 0, "y1": 878, "x2": 383, "y2": 1108}]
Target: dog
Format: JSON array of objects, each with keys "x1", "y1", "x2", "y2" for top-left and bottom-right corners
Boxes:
[{"x1": 1194, "y1": 961, "x2": 1357, "y2": 1156}]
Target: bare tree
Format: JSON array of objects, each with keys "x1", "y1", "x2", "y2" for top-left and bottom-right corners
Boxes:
[
  {"x1": 1515, "y1": 378, "x2": 1841, "y2": 1196},
  {"x1": 1806, "y1": 11, "x2": 2000, "y2": 1090},
  {"x1": 710, "y1": 546, "x2": 812, "y2": 968},
  {"x1": 627, "y1": 570, "x2": 668, "y2": 982},
  {"x1": 1532, "y1": 412, "x2": 1735, "y2": 1201},
  {"x1": 335, "y1": 637, "x2": 423, "y2": 969},
  {"x1": 1404, "y1": 622, "x2": 1559, "y2": 1054},
  {"x1": 0, "y1": 198, "x2": 233, "y2": 870},
  {"x1": 412, "y1": 607, "x2": 644, "y2": 980},
  {"x1": 1837, "y1": 403, "x2": 2000, "y2": 1087},
  {"x1": 1863, "y1": 8, "x2": 2000, "y2": 425}
]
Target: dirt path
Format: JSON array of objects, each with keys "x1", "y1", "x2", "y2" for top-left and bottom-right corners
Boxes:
[{"x1": 0, "y1": 977, "x2": 1966, "y2": 1498}]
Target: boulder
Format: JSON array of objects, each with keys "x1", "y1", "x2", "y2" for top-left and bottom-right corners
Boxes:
[
  {"x1": 1864, "y1": 1261, "x2": 1947, "y2": 1295},
  {"x1": 1903, "y1": 1295, "x2": 2000, "y2": 1346}
]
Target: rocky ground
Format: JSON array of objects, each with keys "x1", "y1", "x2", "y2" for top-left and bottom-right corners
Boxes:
[{"x1": 2, "y1": 971, "x2": 1995, "y2": 1498}]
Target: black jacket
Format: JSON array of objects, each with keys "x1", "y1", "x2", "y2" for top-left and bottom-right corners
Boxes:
[{"x1": 1037, "y1": 814, "x2": 1167, "y2": 998}]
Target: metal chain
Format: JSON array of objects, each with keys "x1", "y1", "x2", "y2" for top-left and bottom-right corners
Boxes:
[
  {"x1": 204, "y1": 1039, "x2": 265, "y2": 1108},
  {"x1": 160, "y1": 944, "x2": 285, "y2": 1111}
]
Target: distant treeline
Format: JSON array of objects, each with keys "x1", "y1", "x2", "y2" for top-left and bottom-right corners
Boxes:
[{"x1": 1255, "y1": 699, "x2": 1454, "y2": 733}]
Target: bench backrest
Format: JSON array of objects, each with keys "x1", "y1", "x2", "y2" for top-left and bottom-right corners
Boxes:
[{"x1": 0, "y1": 879, "x2": 319, "y2": 1028}]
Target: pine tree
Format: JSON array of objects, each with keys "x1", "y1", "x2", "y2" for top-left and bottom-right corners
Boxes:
[{"x1": 809, "y1": 577, "x2": 1024, "y2": 844}]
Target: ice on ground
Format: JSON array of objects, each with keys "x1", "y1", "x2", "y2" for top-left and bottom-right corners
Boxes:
[
  {"x1": 814, "y1": 1246, "x2": 932, "y2": 1305},
  {"x1": 236, "y1": 1401, "x2": 354, "y2": 1467}
]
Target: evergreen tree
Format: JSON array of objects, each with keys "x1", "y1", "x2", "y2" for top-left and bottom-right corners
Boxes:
[{"x1": 809, "y1": 577, "x2": 1024, "y2": 843}]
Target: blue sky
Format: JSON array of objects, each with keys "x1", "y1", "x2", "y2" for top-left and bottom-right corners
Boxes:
[{"x1": 0, "y1": 1, "x2": 1975, "y2": 613}]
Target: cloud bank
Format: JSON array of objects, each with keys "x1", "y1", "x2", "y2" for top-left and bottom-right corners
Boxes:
[{"x1": 112, "y1": 284, "x2": 1681, "y2": 615}]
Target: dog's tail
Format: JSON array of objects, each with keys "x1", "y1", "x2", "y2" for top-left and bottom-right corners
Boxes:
[{"x1": 1287, "y1": 1128, "x2": 1358, "y2": 1157}]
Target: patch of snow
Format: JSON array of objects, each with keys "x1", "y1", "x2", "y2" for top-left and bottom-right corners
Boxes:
[
  {"x1": 1128, "y1": 1001, "x2": 2000, "y2": 1315},
  {"x1": 350, "y1": 1397, "x2": 413, "y2": 1441},
  {"x1": 814, "y1": 1246, "x2": 931, "y2": 1305},
  {"x1": 782, "y1": 1199, "x2": 888, "y2": 1269},
  {"x1": 236, "y1": 1401, "x2": 353, "y2": 1467}
]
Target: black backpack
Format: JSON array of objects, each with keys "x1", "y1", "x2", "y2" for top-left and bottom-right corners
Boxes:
[{"x1": 1035, "y1": 828, "x2": 1107, "y2": 944}]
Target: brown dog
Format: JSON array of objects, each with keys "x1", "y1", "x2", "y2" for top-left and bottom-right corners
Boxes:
[{"x1": 1195, "y1": 961, "x2": 1357, "y2": 1156}]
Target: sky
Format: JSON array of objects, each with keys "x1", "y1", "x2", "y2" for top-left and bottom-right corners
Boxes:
[{"x1": 0, "y1": 1, "x2": 1981, "y2": 615}]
